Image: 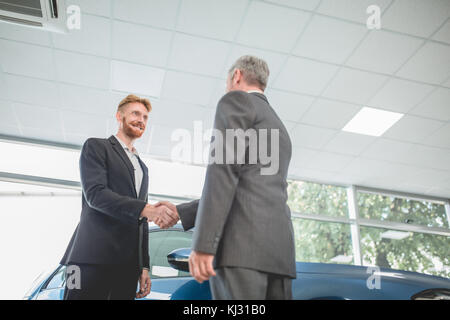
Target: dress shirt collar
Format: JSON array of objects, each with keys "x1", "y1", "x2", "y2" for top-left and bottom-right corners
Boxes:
[{"x1": 114, "y1": 134, "x2": 139, "y2": 156}]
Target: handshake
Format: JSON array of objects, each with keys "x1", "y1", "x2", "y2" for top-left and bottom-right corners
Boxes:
[{"x1": 140, "y1": 201, "x2": 180, "y2": 229}]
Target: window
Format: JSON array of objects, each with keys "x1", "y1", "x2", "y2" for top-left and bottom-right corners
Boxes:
[
  {"x1": 292, "y1": 218, "x2": 353, "y2": 264},
  {"x1": 148, "y1": 229, "x2": 192, "y2": 279},
  {"x1": 360, "y1": 226, "x2": 450, "y2": 278},
  {"x1": 357, "y1": 192, "x2": 449, "y2": 229},
  {"x1": 287, "y1": 180, "x2": 348, "y2": 218},
  {"x1": 43, "y1": 267, "x2": 66, "y2": 290}
]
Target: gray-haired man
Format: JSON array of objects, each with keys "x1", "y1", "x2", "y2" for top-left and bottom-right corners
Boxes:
[{"x1": 157, "y1": 55, "x2": 296, "y2": 299}]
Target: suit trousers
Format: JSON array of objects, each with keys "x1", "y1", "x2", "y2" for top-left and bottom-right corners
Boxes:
[
  {"x1": 63, "y1": 257, "x2": 140, "y2": 300},
  {"x1": 209, "y1": 267, "x2": 293, "y2": 300}
]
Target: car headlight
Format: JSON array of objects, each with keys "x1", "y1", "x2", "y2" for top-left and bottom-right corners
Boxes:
[{"x1": 411, "y1": 289, "x2": 450, "y2": 300}]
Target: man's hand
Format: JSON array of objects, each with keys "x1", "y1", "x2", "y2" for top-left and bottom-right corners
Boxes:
[
  {"x1": 189, "y1": 250, "x2": 216, "y2": 283},
  {"x1": 140, "y1": 204, "x2": 177, "y2": 229},
  {"x1": 154, "y1": 201, "x2": 180, "y2": 228},
  {"x1": 136, "y1": 269, "x2": 151, "y2": 299}
]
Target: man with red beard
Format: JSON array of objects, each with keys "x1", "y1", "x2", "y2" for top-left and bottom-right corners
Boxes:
[{"x1": 61, "y1": 95, "x2": 179, "y2": 300}]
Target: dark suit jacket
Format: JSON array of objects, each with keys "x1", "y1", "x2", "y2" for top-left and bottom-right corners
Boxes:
[
  {"x1": 60, "y1": 135, "x2": 150, "y2": 269},
  {"x1": 177, "y1": 91, "x2": 296, "y2": 279}
]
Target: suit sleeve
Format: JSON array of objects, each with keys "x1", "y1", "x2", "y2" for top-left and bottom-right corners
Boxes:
[
  {"x1": 80, "y1": 138, "x2": 147, "y2": 226},
  {"x1": 176, "y1": 200, "x2": 199, "y2": 231},
  {"x1": 191, "y1": 91, "x2": 256, "y2": 255},
  {"x1": 142, "y1": 195, "x2": 150, "y2": 269}
]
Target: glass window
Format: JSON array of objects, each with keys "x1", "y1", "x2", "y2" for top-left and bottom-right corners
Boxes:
[
  {"x1": 292, "y1": 218, "x2": 354, "y2": 264},
  {"x1": 287, "y1": 180, "x2": 349, "y2": 217},
  {"x1": 357, "y1": 192, "x2": 449, "y2": 229},
  {"x1": 360, "y1": 226, "x2": 450, "y2": 278},
  {"x1": 44, "y1": 267, "x2": 66, "y2": 290},
  {"x1": 148, "y1": 229, "x2": 192, "y2": 279}
]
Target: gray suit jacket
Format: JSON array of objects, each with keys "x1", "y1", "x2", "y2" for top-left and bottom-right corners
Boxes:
[{"x1": 177, "y1": 90, "x2": 296, "y2": 279}]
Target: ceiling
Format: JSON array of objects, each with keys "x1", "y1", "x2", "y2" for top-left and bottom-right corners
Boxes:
[{"x1": 0, "y1": 0, "x2": 449, "y2": 199}]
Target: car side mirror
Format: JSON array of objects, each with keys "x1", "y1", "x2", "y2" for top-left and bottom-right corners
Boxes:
[{"x1": 167, "y1": 248, "x2": 191, "y2": 273}]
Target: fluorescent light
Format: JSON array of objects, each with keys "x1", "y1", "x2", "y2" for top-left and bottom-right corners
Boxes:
[
  {"x1": 330, "y1": 255, "x2": 353, "y2": 263},
  {"x1": 381, "y1": 230, "x2": 411, "y2": 240},
  {"x1": 342, "y1": 107, "x2": 404, "y2": 136}
]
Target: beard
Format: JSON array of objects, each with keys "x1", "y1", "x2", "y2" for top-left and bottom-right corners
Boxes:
[{"x1": 122, "y1": 116, "x2": 145, "y2": 139}]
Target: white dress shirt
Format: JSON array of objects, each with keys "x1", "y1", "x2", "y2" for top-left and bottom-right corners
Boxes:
[{"x1": 114, "y1": 135, "x2": 144, "y2": 197}]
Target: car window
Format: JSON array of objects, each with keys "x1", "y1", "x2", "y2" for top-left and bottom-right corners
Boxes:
[
  {"x1": 43, "y1": 266, "x2": 66, "y2": 290},
  {"x1": 149, "y1": 230, "x2": 192, "y2": 279}
]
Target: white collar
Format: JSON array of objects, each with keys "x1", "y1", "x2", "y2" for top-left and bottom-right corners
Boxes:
[{"x1": 114, "y1": 134, "x2": 138, "y2": 155}]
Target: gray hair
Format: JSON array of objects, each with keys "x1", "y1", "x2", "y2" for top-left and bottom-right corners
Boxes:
[{"x1": 228, "y1": 55, "x2": 270, "y2": 91}]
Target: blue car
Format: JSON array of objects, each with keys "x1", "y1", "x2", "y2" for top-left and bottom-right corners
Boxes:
[{"x1": 24, "y1": 225, "x2": 450, "y2": 300}]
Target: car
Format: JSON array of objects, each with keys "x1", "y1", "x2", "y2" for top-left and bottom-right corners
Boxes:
[{"x1": 24, "y1": 224, "x2": 450, "y2": 300}]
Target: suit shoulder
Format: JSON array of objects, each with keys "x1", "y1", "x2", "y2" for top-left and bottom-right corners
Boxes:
[
  {"x1": 82, "y1": 137, "x2": 109, "y2": 150},
  {"x1": 218, "y1": 90, "x2": 250, "y2": 104}
]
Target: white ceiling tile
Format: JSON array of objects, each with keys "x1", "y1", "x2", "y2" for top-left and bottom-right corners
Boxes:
[
  {"x1": 13, "y1": 102, "x2": 62, "y2": 132},
  {"x1": 282, "y1": 120, "x2": 297, "y2": 133},
  {"x1": 223, "y1": 46, "x2": 287, "y2": 85},
  {"x1": 300, "y1": 99, "x2": 361, "y2": 129},
  {"x1": 161, "y1": 71, "x2": 216, "y2": 106},
  {"x1": 52, "y1": 15, "x2": 111, "y2": 57},
  {"x1": 291, "y1": 147, "x2": 319, "y2": 168},
  {"x1": 62, "y1": 110, "x2": 108, "y2": 138},
  {"x1": 0, "y1": 40, "x2": 55, "y2": 80},
  {"x1": 290, "y1": 123, "x2": 338, "y2": 149},
  {"x1": 0, "y1": 21, "x2": 51, "y2": 46},
  {"x1": 177, "y1": 0, "x2": 248, "y2": 41},
  {"x1": 293, "y1": 15, "x2": 367, "y2": 64},
  {"x1": 0, "y1": 100, "x2": 18, "y2": 126},
  {"x1": 111, "y1": 60, "x2": 165, "y2": 97},
  {"x1": 55, "y1": 50, "x2": 110, "y2": 89},
  {"x1": 410, "y1": 87, "x2": 450, "y2": 121},
  {"x1": 67, "y1": 0, "x2": 111, "y2": 17},
  {"x1": 322, "y1": 131, "x2": 376, "y2": 156},
  {"x1": 20, "y1": 126, "x2": 64, "y2": 143},
  {"x1": 444, "y1": 78, "x2": 450, "y2": 88},
  {"x1": 361, "y1": 138, "x2": 414, "y2": 163},
  {"x1": 432, "y1": 20, "x2": 450, "y2": 44},
  {"x1": 339, "y1": 157, "x2": 394, "y2": 181},
  {"x1": 113, "y1": 0, "x2": 179, "y2": 29},
  {"x1": 208, "y1": 79, "x2": 227, "y2": 108},
  {"x1": 274, "y1": 57, "x2": 339, "y2": 95},
  {"x1": 112, "y1": 21, "x2": 171, "y2": 67},
  {"x1": 425, "y1": 123, "x2": 450, "y2": 149},
  {"x1": 346, "y1": 30, "x2": 423, "y2": 74},
  {"x1": 52, "y1": 14, "x2": 110, "y2": 57},
  {"x1": 150, "y1": 99, "x2": 207, "y2": 130},
  {"x1": 64, "y1": 133, "x2": 91, "y2": 146},
  {"x1": 382, "y1": 0, "x2": 450, "y2": 38},
  {"x1": 307, "y1": 151, "x2": 356, "y2": 172},
  {"x1": 368, "y1": 78, "x2": 434, "y2": 113},
  {"x1": 0, "y1": 124, "x2": 21, "y2": 137},
  {"x1": 402, "y1": 168, "x2": 450, "y2": 189},
  {"x1": 5, "y1": 74, "x2": 59, "y2": 108},
  {"x1": 168, "y1": 34, "x2": 230, "y2": 77},
  {"x1": 323, "y1": 68, "x2": 388, "y2": 104},
  {"x1": 383, "y1": 115, "x2": 444, "y2": 144},
  {"x1": 265, "y1": 0, "x2": 321, "y2": 11},
  {"x1": 406, "y1": 144, "x2": 450, "y2": 171},
  {"x1": 289, "y1": 167, "x2": 339, "y2": 185},
  {"x1": 0, "y1": 71, "x2": 9, "y2": 100},
  {"x1": 396, "y1": 42, "x2": 450, "y2": 84},
  {"x1": 317, "y1": 0, "x2": 392, "y2": 24},
  {"x1": 237, "y1": 1, "x2": 311, "y2": 52},
  {"x1": 265, "y1": 90, "x2": 314, "y2": 122},
  {"x1": 59, "y1": 84, "x2": 116, "y2": 116}
]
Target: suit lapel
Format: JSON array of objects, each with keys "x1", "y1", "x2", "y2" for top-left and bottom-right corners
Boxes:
[
  {"x1": 137, "y1": 156, "x2": 149, "y2": 200},
  {"x1": 108, "y1": 135, "x2": 137, "y2": 197}
]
